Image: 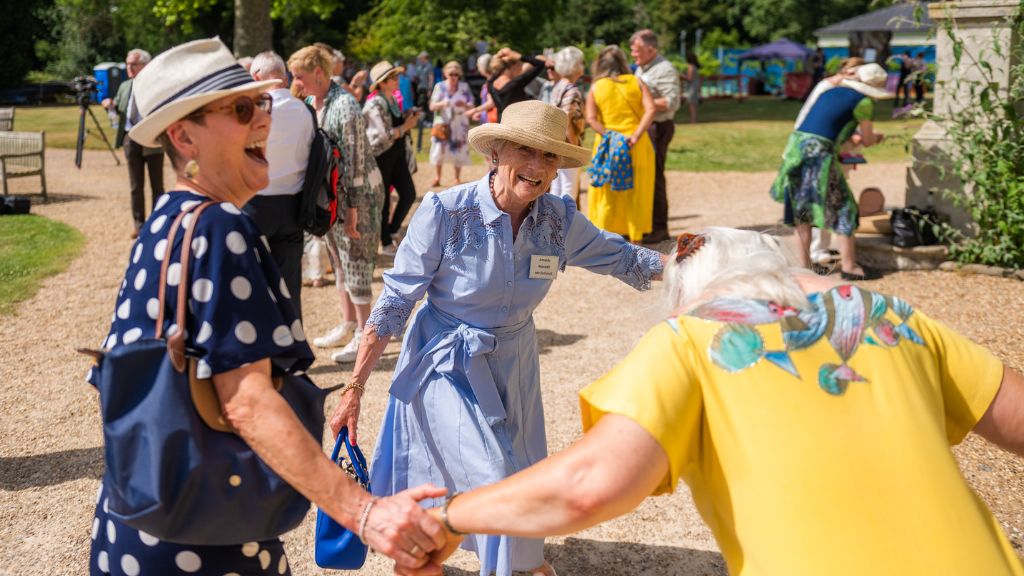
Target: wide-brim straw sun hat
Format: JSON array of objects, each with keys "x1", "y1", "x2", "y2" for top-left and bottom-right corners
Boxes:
[
  {"x1": 369, "y1": 61, "x2": 404, "y2": 90},
  {"x1": 468, "y1": 100, "x2": 590, "y2": 169},
  {"x1": 840, "y1": 63, "x2": 894, "y2": 99},
  {"x1": 129, "y1": 37, "x2": 280, "y2": 148}
]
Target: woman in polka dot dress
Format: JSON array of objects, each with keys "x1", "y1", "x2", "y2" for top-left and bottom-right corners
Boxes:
[{"x1": 87, "y1": 38, "x2": 448, "y2": 576}]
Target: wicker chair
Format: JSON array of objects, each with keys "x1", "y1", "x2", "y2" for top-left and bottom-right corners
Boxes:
[
  {"x1": 0, "y1": 108, "x2": 13, "y2": 131},
  {"x1": 0, "y1": 131, "x2": 47, "y2": 200}
]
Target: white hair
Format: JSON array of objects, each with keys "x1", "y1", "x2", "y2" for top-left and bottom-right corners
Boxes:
[
  {"x1": 251, "y1": 51, "x2": 287, "y2": 80},
  {"x1": 553, "y1": 46, "x2": 584, "y2": 78},
  {"x1": 127, "y1": 48, "x2": 151, "y2": 64},
  {"x1": 664, "y1": 227, "x2": 810, "y2": 312},
  {"x1": 477, "y1": 53, "x2": 492, "y2": 76}
]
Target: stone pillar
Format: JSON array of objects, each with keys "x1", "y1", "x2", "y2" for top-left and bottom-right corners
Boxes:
[{"x1": 905, "y1": 0, "x2": 1021, "y2": 231}]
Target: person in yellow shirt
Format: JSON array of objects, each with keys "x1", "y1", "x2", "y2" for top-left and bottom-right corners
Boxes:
[{"x1": 407, "y1": 227, "x2": 1024, "y2": 576}]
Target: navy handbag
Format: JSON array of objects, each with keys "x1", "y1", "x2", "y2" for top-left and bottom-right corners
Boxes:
[
  {"x1": 314, "y1": 428, "x2": 371, "y2": 569},
  {"x1": 88, "y1": 201, "x2": 329, "y2": 545}
]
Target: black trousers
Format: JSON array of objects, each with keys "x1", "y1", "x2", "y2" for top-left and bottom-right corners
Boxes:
[
  {"x1": 648, "y1": 119, "x2": 675, "y2": 235},
  {"x1": 124, "y1": 136, "x2": 165, "y2": 231},
  {"x1": 377, "y1": 144, "x2": 416, "y2": 247},
  {"x1": 243, "y1": 193, "x2": 304, "y2": 319}
]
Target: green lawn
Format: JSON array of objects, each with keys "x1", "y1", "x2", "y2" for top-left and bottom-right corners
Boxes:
[
  {"x1": 0, "y1": 215, "x2": 85, "y2": 315},
  {"x1": 12, "y1": 104, "x2": 118, "y2": 151},
  {"x1": 14, "y1": 97, "x2": 925, "y2": 172}
]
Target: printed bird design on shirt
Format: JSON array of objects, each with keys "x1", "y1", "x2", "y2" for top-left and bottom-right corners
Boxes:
[{"x1": 687, "y1": 286, "x2": 926, "y2": 396}]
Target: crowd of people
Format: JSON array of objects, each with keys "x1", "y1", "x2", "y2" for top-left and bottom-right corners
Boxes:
[{"x1": 84, "y1": 34, "x2": 1024, "y2": 576}]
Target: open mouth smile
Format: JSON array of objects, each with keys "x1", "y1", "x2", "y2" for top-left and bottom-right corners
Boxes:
[
  {"x1": 245, "y1": 140, "x2": 267, "y2": 164},
  {"x1": 517, "y1": 174, "x2": 542, "y2": 186}
]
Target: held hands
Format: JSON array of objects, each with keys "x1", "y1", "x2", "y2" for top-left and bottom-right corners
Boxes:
[
  {"x1": 330, "y1": 387, "x2": 362, "y2": 444},
  {"x1": 393, "y1": 509, "x2": 464, "y2": 576},
  {"x1": 365, "y1": 484, "x2": 449, "y2": 574}
]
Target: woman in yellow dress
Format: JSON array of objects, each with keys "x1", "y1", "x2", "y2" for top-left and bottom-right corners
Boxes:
[{"x1": 585, "y1": 45, "x2": 656, "y2": 242}]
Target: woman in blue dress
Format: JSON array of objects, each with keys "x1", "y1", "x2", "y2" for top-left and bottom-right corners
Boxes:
[
  {"x1": 330, "y1": 100, "x2": 666, "y2": 576},
  {"x1": 87, "y1": 38, "x2": 446, "y2": 576}
]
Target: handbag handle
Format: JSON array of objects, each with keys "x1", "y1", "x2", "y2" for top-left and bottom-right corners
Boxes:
[
  {"x1": 155, "y1": 200, "x2": 218, "y2": 372},
  {"x1": 331, "y1": 427, "x2": 369, "y2": 488}
]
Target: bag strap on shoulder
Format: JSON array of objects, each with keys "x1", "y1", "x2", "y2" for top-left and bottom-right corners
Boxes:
[{"x1": 155, "y1": 200, "x2": 217, "y2": 372}]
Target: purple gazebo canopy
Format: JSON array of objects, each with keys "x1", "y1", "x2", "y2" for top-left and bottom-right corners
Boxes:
[{"x1": 737, "y1": 38, "x2": 814, "y2": 61}]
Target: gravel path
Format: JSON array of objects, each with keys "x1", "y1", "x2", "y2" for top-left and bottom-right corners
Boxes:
[{"x1": 1, "y1": 149, "x2": 1021, "y2": 575}]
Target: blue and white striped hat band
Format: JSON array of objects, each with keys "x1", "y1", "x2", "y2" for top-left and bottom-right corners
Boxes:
[{"x1": 150, "y1": 64, "x2": 255, "y2": 114}]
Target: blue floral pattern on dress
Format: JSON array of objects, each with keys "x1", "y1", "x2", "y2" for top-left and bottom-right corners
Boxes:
[
  {"x1": 367, "y1": 294, "x2": 416, "y2": 338},
  {"x1": 522, "y1": 202, "x2": 567, "y2": 270},
  {"x1": 615, "y1": 243, "x2": 663, "y2": 290},
  {"x1": 443, "y1": 202, "x2": 501, "y2": 261}
]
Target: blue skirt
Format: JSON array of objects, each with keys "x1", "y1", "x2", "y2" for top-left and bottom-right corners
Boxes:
[{"x1": 370, "y1": 302, "x2": 547, "y2": 575}]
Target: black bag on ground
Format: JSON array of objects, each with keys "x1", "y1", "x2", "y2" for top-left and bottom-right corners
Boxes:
[
  {"x1": 1, "y1": 196, "x2": 31, "y2": 215},
  {"x1": 299, "y1": 103, "x2": 342, "y2": 237},
  {"x1": 891, "y1": 206, "x2": 939, "y2": 248}
]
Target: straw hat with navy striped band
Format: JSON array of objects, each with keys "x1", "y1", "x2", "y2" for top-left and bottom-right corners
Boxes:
[{"x1": 128, "y1": 37, "x2": 280, "y2": 148}]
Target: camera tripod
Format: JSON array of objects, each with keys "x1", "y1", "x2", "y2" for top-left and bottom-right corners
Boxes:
[{"x1": 75, "y1": 102, "x2": 121, "y2": 169}]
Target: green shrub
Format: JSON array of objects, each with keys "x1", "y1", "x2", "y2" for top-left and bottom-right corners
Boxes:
[{"x1": 927, "y1": 7, "x2": 1024, "y2": 269}]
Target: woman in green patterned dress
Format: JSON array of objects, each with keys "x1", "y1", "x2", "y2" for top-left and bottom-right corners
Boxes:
[
  {"x1": 288, "y1": 45, "x2": 386, "y2": 363},
  {"x1": 770, "y1": 63, "x2": 890, "y2": 281}
]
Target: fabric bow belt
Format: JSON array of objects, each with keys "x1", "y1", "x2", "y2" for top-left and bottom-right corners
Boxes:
[{"x1": 389, "y1": 321, "x2": 507, "y2": 424}]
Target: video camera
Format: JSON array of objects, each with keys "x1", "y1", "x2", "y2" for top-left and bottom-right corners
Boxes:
[{"x1": 69, "y1": 75, "x2": 99, "y2": 107}]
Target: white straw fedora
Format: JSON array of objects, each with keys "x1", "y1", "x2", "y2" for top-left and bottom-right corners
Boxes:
[
  {"x1": 369, "y1": 61, "x2": 404, "y2": 91},
  {"x1": 128, "y1": 37, "x2": 280, "y2": 148},
  {"x1": 468, "y1": 101, "x2": 590, "y2": 168},
  {"x1": 840, "y1": 63, "x2": 894, "y2": 100}
]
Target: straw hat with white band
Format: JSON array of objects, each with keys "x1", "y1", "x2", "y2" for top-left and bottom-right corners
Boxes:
[
  {"x1": 468, "y1": 100, "x2": 591, "y2": 169},
  {"x1": 369, "y1": 61, "x2": 405, "y2": 91},
  {"x1": 840, "y1": 63, "x2": 894, "y2": 100},
  {"x1": 129, "y1": 38, "x2": 280, "y2": 148}
]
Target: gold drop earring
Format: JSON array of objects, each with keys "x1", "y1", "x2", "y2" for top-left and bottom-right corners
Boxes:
[{"x1": 184, "y1": 159, "x2": 200, "y2": 180}]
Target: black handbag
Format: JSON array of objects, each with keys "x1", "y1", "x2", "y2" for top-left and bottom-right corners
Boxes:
[
  {"x1": 890, "y1": 206, "x2": 939, "y2": 248},
  {"x1": 86, "y1": 201, "x2": 332, "y2": 545}
]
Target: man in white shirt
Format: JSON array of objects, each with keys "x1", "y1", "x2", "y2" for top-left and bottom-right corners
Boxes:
[{"x1": 247, "y1": 50, "x2": 315, "y2": 317}]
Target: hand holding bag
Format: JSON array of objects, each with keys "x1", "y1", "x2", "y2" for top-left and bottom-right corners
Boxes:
[
  {"x1": 314, "y1": 427, "x2": 371, "y2": 569},
  {"x1": 87, "y1": 201, "x2": 332, "y2": 545},
  {"x1": 431, "y1": 122, "x2": 450, "y2": 141}
]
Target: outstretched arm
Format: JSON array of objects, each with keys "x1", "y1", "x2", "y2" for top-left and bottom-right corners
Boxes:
[{"x1": 974, "y1": 367, "x2": 1024, "y2": 456}]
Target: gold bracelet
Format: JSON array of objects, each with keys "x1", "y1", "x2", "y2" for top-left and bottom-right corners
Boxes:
[
  {"x1": 343, "y1": 378, "x2": 365, "y2": 395},
  {"x1": 440, "y1": 492, "x2": 466, "y2": 536}
]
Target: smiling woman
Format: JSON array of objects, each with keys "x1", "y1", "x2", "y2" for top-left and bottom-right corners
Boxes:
[{"x1": 330, "y1": 100, "x2": 668, "y2": 576}]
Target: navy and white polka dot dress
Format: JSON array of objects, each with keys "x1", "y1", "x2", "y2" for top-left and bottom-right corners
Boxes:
[{"x1": 88, "y1": 190, "x2": 314, "y2": 575}]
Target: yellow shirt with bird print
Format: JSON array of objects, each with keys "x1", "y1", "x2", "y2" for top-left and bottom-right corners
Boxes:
[{"x1": 581, "y1": 285, "x2": 1020, "y2": 576}]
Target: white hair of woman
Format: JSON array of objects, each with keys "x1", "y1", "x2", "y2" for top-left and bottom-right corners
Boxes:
[
  {"x1": 127, "y1": 48, "x2": 152, "y2": 64},
  {"x1": 477, "y1": 53, "x2": 492, "y2": 77},
  {"x1": 664, "y1": 227, "x2": 809, "y2": 312},
  {"x1": 553, "y1": 46, "x2": 584, "y2": 78},
  {"x1": 250, "y1": 51, "x2": 287, "y2": 79}
]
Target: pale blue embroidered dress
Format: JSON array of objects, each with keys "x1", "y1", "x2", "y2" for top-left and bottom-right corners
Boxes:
[{"x1": 366, "y1": 172, "x2": 663, "y2": 575}]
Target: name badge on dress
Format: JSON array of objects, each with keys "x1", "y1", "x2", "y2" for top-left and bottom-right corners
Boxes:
[{"x1": 529, "y1": 255, "x2": 559, "y2": 280}]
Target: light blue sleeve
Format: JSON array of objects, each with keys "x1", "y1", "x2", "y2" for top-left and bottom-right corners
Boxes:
[
  {"x1": 366, "y1": 194, "x2": 445, "y2": 337},
  {"x1": 561, "y1": 195, "x2": 664, "y2": 291}
]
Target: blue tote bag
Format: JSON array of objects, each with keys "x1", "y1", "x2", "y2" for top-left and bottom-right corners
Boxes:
[
  {"x1": 314, "y1": 428, "x2": 370, "y2": 569},
  {"x1": 89, "y1": 201, "x2": 331, "y2": 545}
]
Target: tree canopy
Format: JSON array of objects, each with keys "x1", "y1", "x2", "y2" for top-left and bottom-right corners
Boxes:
[{"x1": 6, "y1": 0, "x2": 893, "y2": 88}]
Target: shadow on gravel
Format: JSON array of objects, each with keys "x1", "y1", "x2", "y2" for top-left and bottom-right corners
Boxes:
[
  {"x1": 0, "y1": 447, "x2": 103, "y2": 490},
  {"x1": 545, "y1": 537, "x2": 727, "y2": 576},
  {"x1": 305, "y1": 351, "x2": 399, "y2": 378},
  {"x1": 536, "y1": 329, "x2": 585, "y2": 355},
  {"x1": 668, "y1": 214, "x2": 700, "y2": 223},
  {"x1": 35, "y1": 192, "x2": 99, "y2": 205}
]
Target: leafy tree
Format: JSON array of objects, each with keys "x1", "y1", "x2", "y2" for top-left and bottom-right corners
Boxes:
[
  {"x1": 1, "y1": 0, "x2": 48, "y2": 87},
  {"x1": 727, "y1": 0, "x2": 893, "y2": 44}
]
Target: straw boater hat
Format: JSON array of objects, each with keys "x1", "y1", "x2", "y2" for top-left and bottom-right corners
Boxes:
[
  {"x1": 369, "y1": 61, "x2": 404, "y2": 90},
  {"x1": 128, "y1": 38, "x2": 280, "y2": 148},
  {"x1": 468, "y1": 100, "x2": 590, "y2": 168},
  {"x1": 840, "y1": 63, "x2": 894, "y2": 99}
]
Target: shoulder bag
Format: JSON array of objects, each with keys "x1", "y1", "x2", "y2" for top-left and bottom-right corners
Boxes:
[{"x1": 84, "y1": 201, "x2": 337, "y2": 545}]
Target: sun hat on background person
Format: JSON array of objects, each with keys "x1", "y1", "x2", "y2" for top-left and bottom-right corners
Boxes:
[
  {"x1": 89, "y1": 37, "x2": 447, "y2": 576},
  {"x1": 369, "y1": 60, "x2": 405, "y2": 92},
  {"x1": 841, "y1": 63, "x2": 895, "y2": 99}
]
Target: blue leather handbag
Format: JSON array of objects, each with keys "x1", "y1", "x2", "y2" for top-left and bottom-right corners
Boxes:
[
  {"x1": 314, "y1": 428, "x2": 371, "y2": 569},
  {"x1": 89, "y1": 201, "x2": 329, "y2": 545}
]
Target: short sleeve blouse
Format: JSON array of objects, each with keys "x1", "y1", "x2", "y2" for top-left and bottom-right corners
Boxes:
[{"x1": 88, "y1": 191, "x2": 313, "y2": 384}]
